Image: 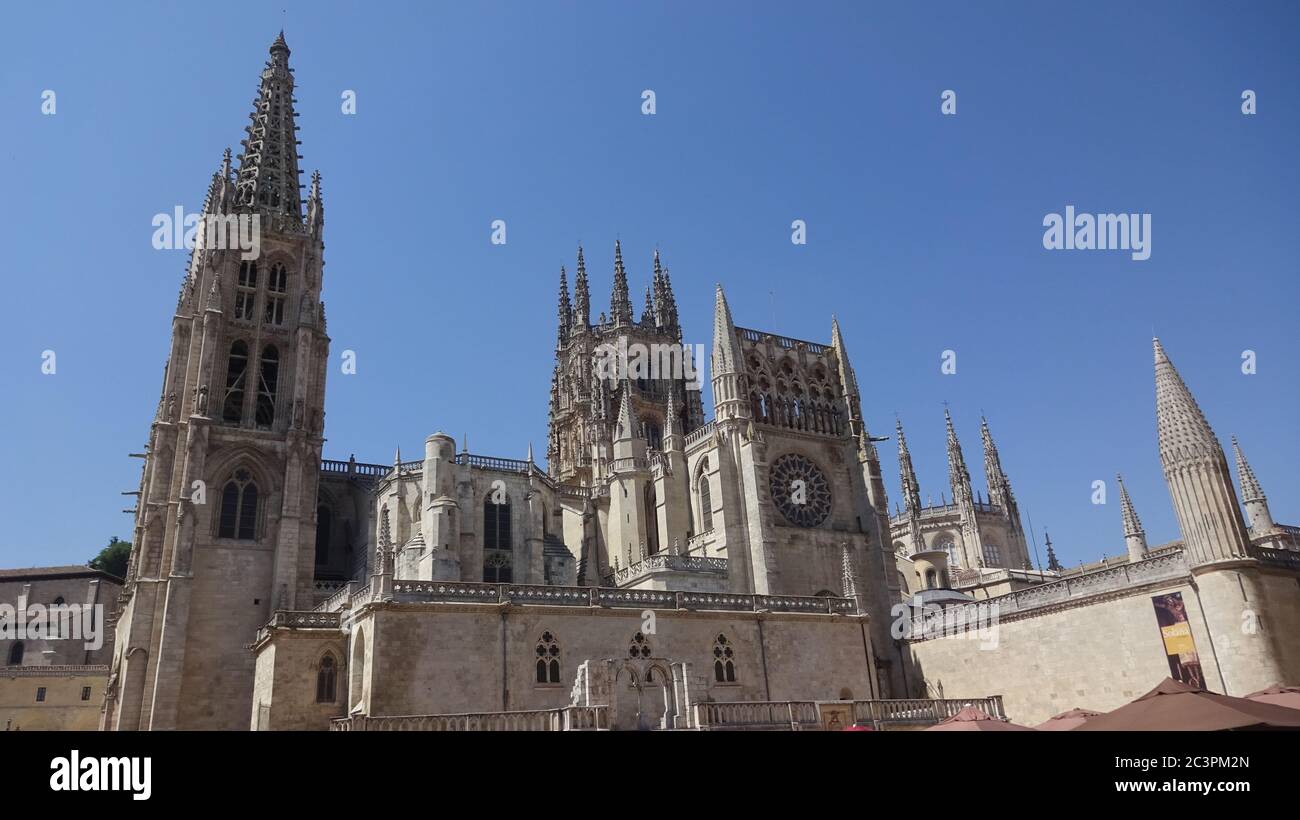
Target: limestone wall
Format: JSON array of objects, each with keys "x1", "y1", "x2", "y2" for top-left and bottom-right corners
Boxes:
[
  {"x1": 0, "y1": 667, "x2": 107, "y2": 731},
  {"x1": 258, "y1": 603, "x2": 874, "y2": 728},
  {"x1": 907, "y1": 564, "x2": 1300, "y2": 725}
]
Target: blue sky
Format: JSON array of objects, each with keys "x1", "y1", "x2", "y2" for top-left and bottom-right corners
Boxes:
[{"x1": 1, "y1": 1, "x2": 1296, "y2": 570}]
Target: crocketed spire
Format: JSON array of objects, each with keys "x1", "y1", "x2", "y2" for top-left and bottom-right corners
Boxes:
[
  {"x1": 235, "y1": 32, "x2": 304, "y2": 218},
  {"x1": 555, "y1": 266, "x2": 572, "y2": 345},
  {"x1": 1117, "y1": 473, "x2": 1144, "y2": 539},
  {"x1": 573, "y1": 245, "x2": 590, "y2": 327},
  {"x1": 895, "y1": 417, "x2": 923, "y2": 515},
  {"x1": 1154, "y1": 338, "x2": 1220, "y2": 464},
  {"x1": 1231, "y1": 436, "x2": 1265, "y2": 503},
  {"x1": 1044, "y1": 531, "x2": 1063, "y2": 572},
  {"x1": 641, "y1": 285, "x2": 655, "y2": 326},
  {"x1": 610, "y1": 240, "x2": 633, "y2": 325},
  {"x1": 1232, "y1": 435, "x2": 1276, "y2": 533},
  {"x1": 981, "y1": 416, "x2": 1016, "y2": 514},
  {"x1": 945, "y1": 409, "x2": 973, "y2": 501},
  {"x1": 1153, "y1": 338, "x2": 1252, "y2": 565},
  {"x1": 711, "y1": 284, "x2": 741, "y2": 374}
]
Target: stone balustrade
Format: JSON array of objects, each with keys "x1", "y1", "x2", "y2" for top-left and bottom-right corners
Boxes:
[
  {"x1": 320, "y1": 458, "x2": 390, "y2": 478},
  {"x1": 330, "y1": 705, "x2": 607, "y2": 732},
  {"x1": 691, "y1": 696, "x2": 1005, "y2": 730},
  {"x1": 684, "y1": 420, "x2": 716, "y2": 447},
  {"x1": 611, "y1": 554, "x2": 727, "y2": 585},
  {"x1": 374, "y1": 579, "x2": 856, "y2": 616},
  {"x1": 908, "y1": 550, "x2": 1191, "y2": 640},
  {"x1": 0, "y1": 664, "x2": 110, "y2": 677},
  {"x1": 1256, "y1": 546, "x2": 1300, "y2": 571}
]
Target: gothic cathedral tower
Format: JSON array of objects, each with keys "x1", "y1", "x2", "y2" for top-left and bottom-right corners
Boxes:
[{"x1": 104, "y1": 33, "x2": 330, "y2": 730}]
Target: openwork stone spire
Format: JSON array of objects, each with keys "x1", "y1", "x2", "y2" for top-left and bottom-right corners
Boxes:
[
  {"x1": 895, "y1": 418, "x2": 923, "y2": 515},
  {"x1": 236, "y1": 31, "x2": 304, "y2": 218},
  {"x1": 641, "y1": 285, "x2": 655, "y2": 326},
  {"x1": 945, "y1": 409, "x2": 973, "y2": 503},
  {"x1": 555, "y1": 266, "x2": 572, "y2": 345},
  {"x1": 610, "y1": 240, "x2": 633, "y2": 325},
  {"x1": 981, "y1": 416, "x2": 1016, "y2": 515},
  {"x1": 573, "y1": 245, "x2": 590, "y2": 327}
]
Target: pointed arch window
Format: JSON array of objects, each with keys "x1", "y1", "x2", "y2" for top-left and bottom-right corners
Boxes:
[
  {"x1": 535, "y1": 631, "x2": 561, "y2": 684},
  {"x1": 219, "y1": 469, "x2": 259, "y2": 540},
  {"x1": 255, "y1": 345, "x2": 279, "y2": 428},
  {"x1": 713, "y1": 633, "x2": 737, "y2": 682},
  {"x1": 235, "y1": 261, "x2": 258, "y2": 321},
  {"x1": 265, "y1": 262, "x2": 288, "y2": 325},
  {"x1": 982, "y1": 543, "x2": 1002, "y2": 566},
  {"x1": 698, "y1": 470, "x2": 714, "y2": 533},
  {"x1": 7, "y1": 641, "x2": 24, "y2": 665},
  {"x1": 316, "y1": 653, "x2": 338, "y2": 703},
  {"x1": 484, "y1": 495, "x2": 511, "y2": 550},
  {"x1": 223, "y1": 341, "x2": 249, "y2": 423},
  {"x1": 644, "y1": 482, "x2": 659, "y2": 555}
]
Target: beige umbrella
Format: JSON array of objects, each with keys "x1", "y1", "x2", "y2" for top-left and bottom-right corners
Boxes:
[
  {"x1": 1076, "y1": 677, "x2": 1300, "y2": 731},
  {"x1": 1244, "y1": 684, "x2": 1300, "y2": 711},
  {"x1": 1035, "y1": 708, "x2": 1101, "y2": 731},
  {"x1": 925, "y1": 706, "x2": 1035, "y2": 731}
]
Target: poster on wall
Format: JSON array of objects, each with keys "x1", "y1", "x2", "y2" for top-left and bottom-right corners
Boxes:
[{"x1": 1151, "y1": 592, "x2": 1205, "y2": 688}]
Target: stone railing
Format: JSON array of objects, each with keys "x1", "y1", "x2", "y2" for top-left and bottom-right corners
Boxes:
[
  {"x1": 1256, "y1": 546, "x2": 1300, "y2": 571},
  {"x1": 695, "y1": 700, "x2": 821, "y2": 730},
  {"x1": 557, "y1": 483, "x2": 592, "y2": 499},
  {"x1": 383, "y1": 579, "x2": 856, "y2": 615},
  {"x1": 330, "y1": 705, "x2": 607, "y2": 732},
  {"x1": 318, "y1": 581, "x2": 361, "y2": 613},
  {"x1": 0, "y1": 664, "x2": 110, "y2": 677},
  {"x1": 611, "y1": 554, "x2": 727, "y2": 585},
  {"x1": 609, "y1": 456, "x2": 648, "y2": 473},
  {"x1": 908, "y1": 550, "x2": 1190, "y2": 641},
  {"x1": 684, "y1": 420, "x2": 716, "y2": 448},
  {"x1": 270, "y1": 610, "x2": 342, "y2": 629},
  {"x1": 258, "y1": 609, "x2": 344, "y2": 644},
  {"x1": 457, "y1": 453, "x2": 532, "y2": 474},
  {"x1": 320, "y1": 458, "x2": 391, "y2": 478},
  {"x1": 692, "y1": 696, "x2": 1007, "y2": 731},
  {"x1": 855, "y1": 696, "x2": 1006, "y2": 726},
  {"x1": 736, "y1": 326, "x2": 828, "y2": 355}
]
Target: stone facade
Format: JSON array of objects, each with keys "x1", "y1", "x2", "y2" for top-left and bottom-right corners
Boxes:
[
  {"x1": 0, "y1": 566, "x2": 120, "y2": 731},
  {"x1": 103, "y1": 35, "x2": 1300, "y2": 731}
]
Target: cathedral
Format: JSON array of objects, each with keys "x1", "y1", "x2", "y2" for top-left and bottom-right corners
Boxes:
[{"x1": 101, "y1": 35, "x2": 1300, "y2": 731}]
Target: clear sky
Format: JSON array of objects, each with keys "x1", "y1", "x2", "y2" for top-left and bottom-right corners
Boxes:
[{"x1": 1, "y1": 1, "x2": 1296, "y2": 570}]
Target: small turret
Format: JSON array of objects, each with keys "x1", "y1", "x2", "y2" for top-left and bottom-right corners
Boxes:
[{"x1": 1116, "y1": 473, "x2": 1148, "y2": 562}]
